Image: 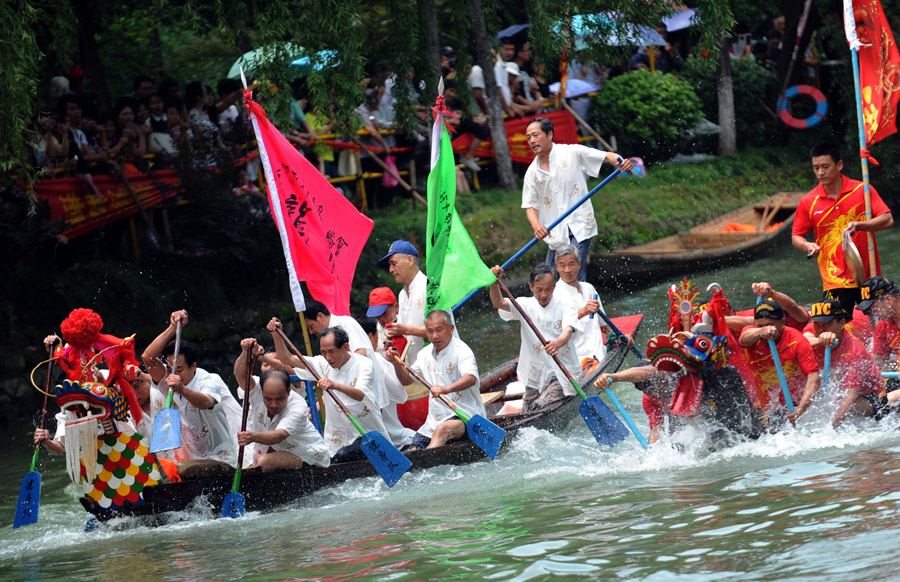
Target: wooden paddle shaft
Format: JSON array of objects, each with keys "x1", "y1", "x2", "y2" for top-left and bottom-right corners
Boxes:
[
  {"x1": 237, "y1": 350, "x2": 258, "y2": 469},
  {"x1": 496, "y1": 279, "x2": 576, "y2": 385},
  {"x1": 274, "y1": 327, "x2": 354, "y2": 418},
  {"x1": 391, "y1": 354, "x2": 460, "y2": 414}
]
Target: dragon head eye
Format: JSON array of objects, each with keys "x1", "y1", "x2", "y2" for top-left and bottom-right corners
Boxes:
[{"x1": 695, "y1": 337, "x2": 711, "y2": 351}]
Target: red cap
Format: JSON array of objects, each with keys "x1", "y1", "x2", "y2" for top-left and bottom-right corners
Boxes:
[
  {"x1": 67, "y1": 67, "x2": 85, "y2": 79},
  {"x1": 367, "y1": 287, "x2": 397, "y2": 317}
]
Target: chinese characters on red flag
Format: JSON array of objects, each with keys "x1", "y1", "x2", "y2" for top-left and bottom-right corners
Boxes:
[
  {"x1": 845, "y1": 0, "x2": 900, "y2": 144},
  {"x1": 245, "y1": 96, "x2": 373, "y2": 315}
]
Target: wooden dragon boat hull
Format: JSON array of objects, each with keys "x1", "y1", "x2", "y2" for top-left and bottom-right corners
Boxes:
[
  {"x1": 590, "y1": 192, "x2": 804, "y2": 289},
  {"x1": 79, "y1": 317, "x2": 640, "y2": 523}
]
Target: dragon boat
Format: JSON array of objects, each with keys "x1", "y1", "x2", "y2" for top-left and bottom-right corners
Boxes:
[{"x1": 48, "y1": 314, "x2": 642, "y2": 525}]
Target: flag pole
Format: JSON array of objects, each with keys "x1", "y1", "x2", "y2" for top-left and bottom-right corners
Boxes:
[
  {"x1": 297, "y1": 311, "x2": 324, "y2": 434},
  {"x1": 847, "y1": 9, "x2": 878, "y2": 277}
]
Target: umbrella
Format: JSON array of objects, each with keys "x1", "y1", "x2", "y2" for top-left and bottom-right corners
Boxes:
[
  {"x1": 496, "y1": 23, "x2": 531, "y2": 41},
  {"x1": 290, "y1": 50, "x2": 340, "y2": 74},
  {"x1": 228, "y1": 42, "x2": 309, "y2": 79},
  {"x1": 548, "y1": 79, "x2": 600, "y2": 98},
  {"x1": 568, "y1": 14, "x2": 666, "y2": 47},
  {"x1": 663, "y1": 8, "x2": 699, "y2": 32}
]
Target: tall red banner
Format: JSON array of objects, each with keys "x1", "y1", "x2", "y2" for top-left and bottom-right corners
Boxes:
[
  {"x1": 451, "y1": 109, "x2": 580, "y2": 164},
  {"x1": 846, "y1": 0, "x2": 900, "y2": 144},
  {"x1": 246, "y1": 96, "x2": 373, "y2": 316}
]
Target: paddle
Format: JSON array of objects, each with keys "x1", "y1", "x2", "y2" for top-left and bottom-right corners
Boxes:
[
  {"x1": 221, "y1": 348, "x2": 258, "y2": 518},
  {"x1": 823, "y1": 344, "x2": 833, "y2": 395},
  {"x1": 603, "y1": 391, "x2": 650, "y2": 449},
  {"x1": 14, "y1": 343, "x2": 57, "y2": 529},
  {"x1": 149, "y1": 320, "x2": 183, "y2": 453},
  {"x1": 496, "y1": 279, "x2": 631, "y2": 447},
  {"x1": 594, "y1": 308, "x2": 646, "y2": 360},
  {"x1": 275, "y1": 328, "x2": 411, "y2": 487},
  {"x1": 452, "y1": 165, "x2": 624, "y2": 313},
  {"x1": 756, "y1": 295, "x2": 795, "y2": 415},
  {"x1": 883, "y1": 372, "x2": 900, "y2": 378},
  {"x1": 391, "y1": 355, "x2": 506, "y2": 459}
]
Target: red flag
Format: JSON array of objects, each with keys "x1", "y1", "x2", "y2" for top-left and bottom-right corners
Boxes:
[
  {"x1": 245, "y1": 95, "x2": 373, "y2": 315},
  {"x1": 845, "y1": 0, "x2": 900, "y2": 144}
]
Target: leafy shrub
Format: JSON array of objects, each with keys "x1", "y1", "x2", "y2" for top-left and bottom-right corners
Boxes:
[
  {"x1": 593, "y1": 70, "x2": 702, "y2": 162},
  {"x1": 680, "y1": 55, "x2": 777, "y2": 147}
]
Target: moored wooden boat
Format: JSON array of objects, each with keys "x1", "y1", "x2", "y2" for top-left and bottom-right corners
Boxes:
[
  {"x1": 591, "y1": 192, "x2": 805, "y2": 288},
  {"x1": 79, "y1": 315, "x2": 642, "y2": 523}
]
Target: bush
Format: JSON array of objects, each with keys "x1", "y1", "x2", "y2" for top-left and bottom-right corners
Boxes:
[
  {"x1": 680, "y1": 56, "x2": 777, "y2": 147},
  {"x1": 593, "y1": 70, "x2": 702, "y2": 162}
]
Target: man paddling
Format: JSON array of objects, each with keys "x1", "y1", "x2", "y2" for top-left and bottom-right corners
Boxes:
[
  {"x1": 489, "y1": 263, "x2": 581, "y2": 411},
  {"x1": 522, "y1": 117, "x2": 633, "y2": 282},
  {"x1": 738, "y1": 299, "x2": 820, "y2": 420},
  {"x1": 859, "y1": 276, "x2": 900, "y2": 373},
  {"x1": 234, "y1": 338, "x2": 330, "y2": 471},
  {"x1": 388, "y1": 310, "x2": 485, "y2": 450},
  {"x1": 291, "y1": 327, "x2": 389, "y2": 462},
  {"x1": 792, "y1": 142, "x2": 893, "y2": 314},
  {"x1": 367, "y1": 286, "x2": 400, "y2": 352},
  {"x1": 801, "y1": 299, "x2": 898, "y2": 426},
  {"x1": 552, "y1": 243, "x2": 632, "y2": 372},
  {"x1": 142, "y1": 310, "x2": 242, "y2": 478}
]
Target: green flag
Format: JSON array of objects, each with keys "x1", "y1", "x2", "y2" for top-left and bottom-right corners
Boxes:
[{"x1": 425, "y1": 107, "x2": 495, "y2": 315}]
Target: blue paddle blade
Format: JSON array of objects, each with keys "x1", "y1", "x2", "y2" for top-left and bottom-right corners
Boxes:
[
  {"x1": 466, "y1": 415, "x2": 506, "y2": 460},
  {"x1": 220, "y1": 492, "x2": 245, "y2": 519},
  {"x1": 13, "y1": 471, "x2": 41, "y2": 528},
  {"x1": 361, "y1": 431, "x2": 411, "y2": 487},
  {"x1": 149, "y1": 408, "x2": 181, "y2": 453},
  {"x1": 579, "y1": 396, "x2": 630, "y2": 447}
]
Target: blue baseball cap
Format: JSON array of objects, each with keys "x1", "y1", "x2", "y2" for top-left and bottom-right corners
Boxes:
[{"x1": 377, "y1": 240, "x2": 418, "y2": 269}]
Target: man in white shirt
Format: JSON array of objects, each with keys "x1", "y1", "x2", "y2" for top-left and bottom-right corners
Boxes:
[
  {"x1": 523, "y1": 117, "x2": 633, "y2": 281},
  {"x1": 234, "y1": 338, "x2": 330, "y2": 471},
  {"x1": 142, "y1": 310, "x2": 243, "y2": 478},
  {"x1": 378, "y1": 240, "x2": 429, "y2": 364},
  {"x1": 489, "y1": 263, "x2": 582, "y2": 411},
  {"x1": 367, "y1": 286, "x2": 400, "y2": 352},
  {"x1": 292, "y1": 327, "x2": 389, "y2": 462},
  {"x1": 494, "y1": 37, "x2": 524, "y2": 118},
  {"x1": 388, "y1": 310, "x2": 485, "y2": 450}
]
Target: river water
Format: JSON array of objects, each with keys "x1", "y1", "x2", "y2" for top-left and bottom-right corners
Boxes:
[{"x1": 3, "y1": 228, "x2": 900, "y2": 581}]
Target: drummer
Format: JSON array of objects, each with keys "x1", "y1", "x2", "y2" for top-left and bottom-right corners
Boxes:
[{"x1": 791, "y1": 141, "x2": 893, "y2": 315}]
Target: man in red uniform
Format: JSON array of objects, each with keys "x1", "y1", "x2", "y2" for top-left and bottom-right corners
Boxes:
[
  {"x1": 859, "y1": 276, "x2": 900, "y2": 372},
  {"x1": 802, "y1": 299, "x2": 894, "y2": 427},
  {"x1": 739, "y1": 299, "x2": 820, "y2": 416},
  {"x1": 792, "y1": 142, "x2": 893, "y2": 315}
]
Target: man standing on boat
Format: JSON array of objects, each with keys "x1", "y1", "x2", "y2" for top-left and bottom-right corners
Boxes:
[
  {"x1": 378, "y1": 240, "x2": 429, "y2": 363},
  {"x1": 738, "y1": 299, "x2": 820, "y2": 421},
  {"x1": 489, "y1": 263, "x2": 581, "y2": 411},
  {"x1": 291, "y1": 327, "x2": 389, "y2": 462},
  {"x1": 552, "y1": 243, "x2": 631, "y2": 372},
  {"x1": 522, "y1": 117, "x2": 633, "y2": 282},
  {"x1": 142, "y1": 310, "x2": 243, "y2": 478},
  {"x1": 233, "y1": 338, "x2": 331, "y2": 471},
  {"x1": 792, "y1": 142, "x2": 893, "y2": 314},
  {"x1": 388, "y1": 310, "x2": 485, "y2": 450}
]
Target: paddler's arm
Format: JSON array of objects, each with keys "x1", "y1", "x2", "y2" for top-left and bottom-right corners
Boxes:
[
  {"x1": 33, "y1": 428, "x2": 65, "y2": 455},
  {"x1": 386, "y1": 347, "x2": 414, "y2": 386},
  {"x1": 753, "y1": 282, "x2": 809, "y2": 324},
  {"x1": 317, "y1": 376, "x2": 365, "y2": 402},
  {"x1": 238, "y1": 428, "x2": 288, "y2": 447},
  {"x1": 739, "y1": 325, "x2": 777, "y2": 347},
  {"x1": 844, "y1": 211, "x2": 893, "y2": 235},
  {"x1": 545, "y1": 326, "x2": 573, "y2": 357},
  {"x1": 166, "y1": 373, "x2": 216, "y2": 410},
  {"x1": 489, "y1": 265, "x2": 511, "y2": 311},
  {"x1": 788, "y1": 372, "x2": 821, "y2": 423},
  {"x1": 234, "y1": 338, "x2": 261, "y2": 392},
  {"x1": 431, "y1": 373, "x2": 477, "y2": 397},
  {"x1": 267, "y1": 317, "x2": 303, "y2": 368},
  {"x1": 142, "y1": 310, "x2": 188, "y2": 384},
  {"x1": 525, "y1": 208, "x2": 549, "y2": 240},
  {"x1": 791, "y1": 234, "x2": 819, "y2": 258},
  {"x1": 830, "y1": 383, "x2": 860, "y2": 428},
  {"x1": 594, "y1": 365, "x2": 659, "y2": 391},
  {"x1": 385, "y1": 322, "x2": 426, "y2": 339}
]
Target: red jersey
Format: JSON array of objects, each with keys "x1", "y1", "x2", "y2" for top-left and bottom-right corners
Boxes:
[
  {"x1": 846, "y1": 308, "x2": 874, "y2": 348},
  {"x1": 812, "y1": 331, "x2": 884, "y2": 397},
  {"x1": 792, "y1": 175, "x2": 891, "y2": 291},
  {"x1": 873, "y1": 318, "x2": 900, "y2": 361},
  {"x1": 741, "y1": 325, "x2": 819, "y2": 410},
  {"x1": 642, "y1": 393, "x2": 665, "y2": 429}
]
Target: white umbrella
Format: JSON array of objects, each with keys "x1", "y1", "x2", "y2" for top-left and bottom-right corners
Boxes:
[
  {"x1": 663, "y1": 8, "x2": 699, "y2": 32},
  {"x1": 548, "y1": 79, "x2": 600, "y2": 98}
]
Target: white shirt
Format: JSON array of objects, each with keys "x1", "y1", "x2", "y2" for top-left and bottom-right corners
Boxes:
[
  {"x1": 398, "y1": 270, "x2": 428, "y2": 365},
  {"x1": 498, "y1": 295, "x2": 581, "y2": 393},
  {"x1": 494, "y1": 59, "x2": 511, "y2": 106},
  {"x1": 294, "y1": 353, "x2": 387, "y2": 456},
  {"x1": 411, "y1": 338, "x2": 485, "y2": 438},
  {"x1": 151, "y1": 367, "x2": 241, "y2": 466},
  {"x1": 522, "y1": 143, "x2": 608, "y2": 250},
  {"x1": 554, "y1": 280, "x2": 607, "y2": 363},
  {"x1": 330, "y1": 314, "x2": 389, "y2": 409},
  {"x1": 134, "y1": 389, "x2": 166, "y2": 443},
  {"x1": 468, "y1": 65, "x2": 486, "y2": 91},
  {"x1": 246, "y1": 379, "x2": 330, "y2": 467}
]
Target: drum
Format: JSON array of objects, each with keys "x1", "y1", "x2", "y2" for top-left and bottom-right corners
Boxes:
[{"x1": 396, "y1": 382, "x2": 429, "y2": 430}]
